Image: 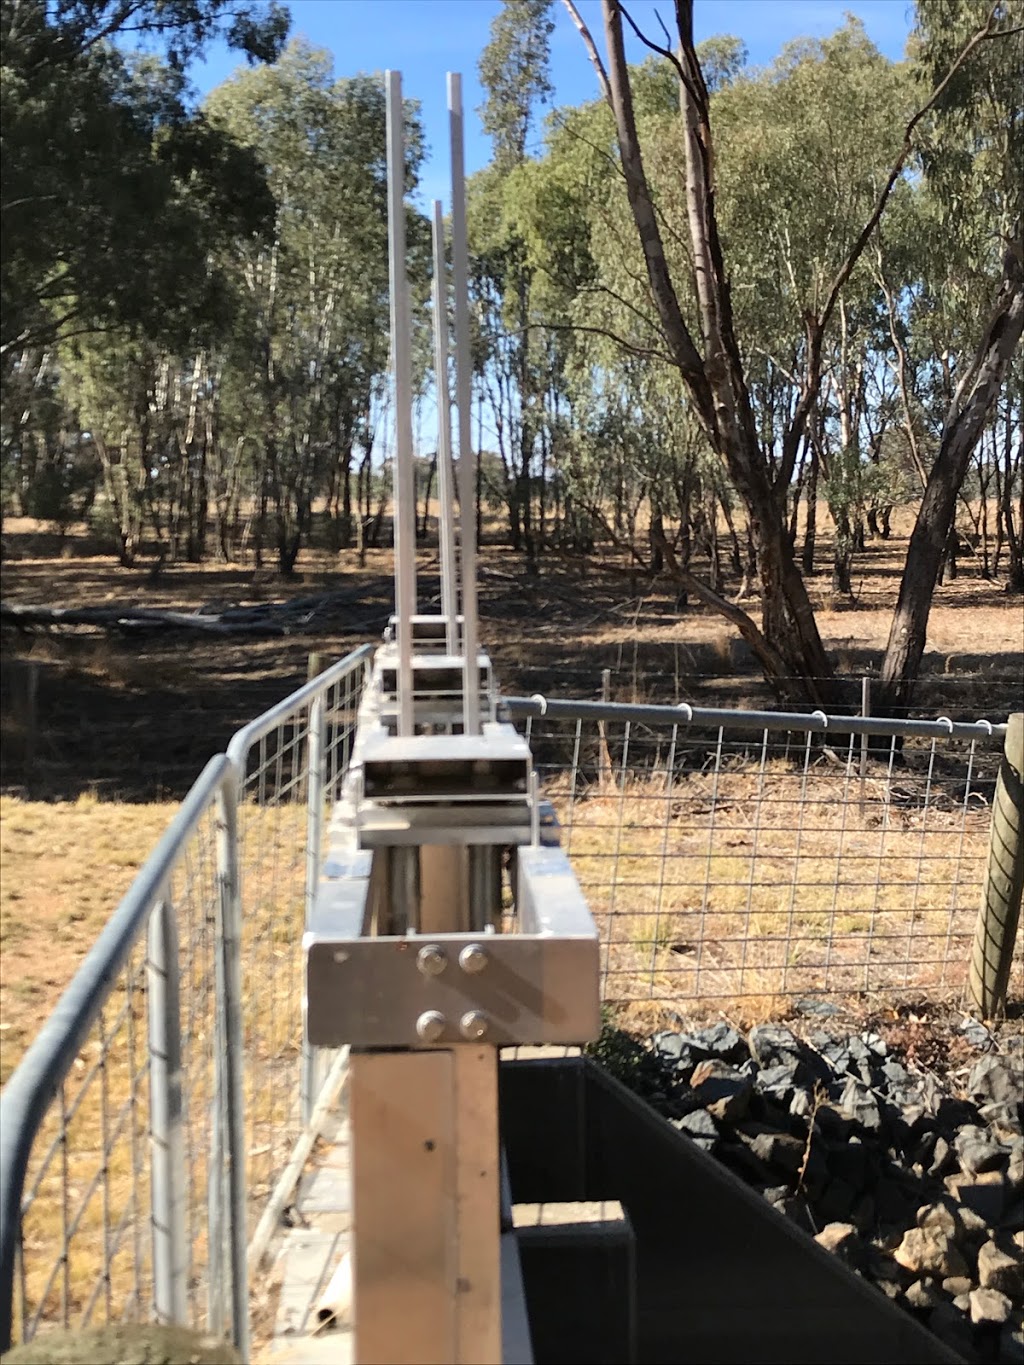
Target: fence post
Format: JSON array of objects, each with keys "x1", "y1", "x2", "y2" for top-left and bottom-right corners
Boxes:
[
  {"x1": 215, "y1": 777, "x2": 250, "y2": 1361},
  {"x1": 968, "y1": 712, "x2": 1024, "y2": 1017},
  {"x1": 303, "y1": 653, "x2": 327, "y2": 1125},
  {"x1": 147, "y1": 897, "x2": 188, "y2": 1327},
  {"x1": 598, "y1": 668, "x2": 612, "y2": 789}
]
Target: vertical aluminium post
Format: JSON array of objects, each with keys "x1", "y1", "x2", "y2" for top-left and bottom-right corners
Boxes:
[
  {"x1": 431, "y1": 200, "x2": 460, "y2": 654},
  {"x1": 448, "y1": 72, "x2": 481, "y2": 734},
  {"x1": 147, "y1": 897, "x2": 188, "y2": 1328},
  {"x1": 387, "y1": 70, "x2": 416, "y2": 736},
  {"x1": 216, "y1": 778, "x2": 250, "y2": 1360}
]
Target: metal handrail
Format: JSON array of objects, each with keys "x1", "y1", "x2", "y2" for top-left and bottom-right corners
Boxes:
[
  {"x1": 503, "y1": 695, "x2": 1007, "y2": 743},
  {"x1": 0, "y1": 754, "x2": 235, "y2": 1354},
  {"x1": 224, "y1": 643, "x2": 373, "y2": 765}
]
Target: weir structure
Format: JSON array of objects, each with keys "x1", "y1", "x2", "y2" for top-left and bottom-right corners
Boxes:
[
  {"x1": 293, "y1": 70, "x2": 962, "y2": 1365},
  {"x1": 298, "y1": 69, "x2": 602, "y2": 1364}
]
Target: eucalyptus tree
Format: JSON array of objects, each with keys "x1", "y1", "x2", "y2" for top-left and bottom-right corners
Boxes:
[
  {"x1": 876, "y1": 0, "x2": 1023, "y2": 707},
  {"x1": 0, "y1": 0, "x2": 286, "y2": 360},
  {"x1": 205, "y1": 42, "x2": 428, "y2": 573},
  {"x1": 473, "y1": 0, "x2": 556, "y2": 562},
  {"x1": 562, "y1": 0, "x2": 1021, "y2": 706}
]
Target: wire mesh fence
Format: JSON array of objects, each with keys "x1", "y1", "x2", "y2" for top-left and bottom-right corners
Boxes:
[
  {"x1": 226, "y1": 647, "x2": 368, "y2": 1254},
  {"x1": 0, "y1": 757, "x2": 241, "y2": 1355},
  {"x1": 0, "y1": 646, "x2": 371, "y2": 1357},
  {"x1": 506, "y1": 696, "x2": 1017, "y2": 1024}
]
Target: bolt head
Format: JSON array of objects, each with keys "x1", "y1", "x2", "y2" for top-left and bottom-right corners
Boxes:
[
  {"x1": 459, "y1": 944, "x2": 488, "y2": 974},
  {"x1": 416, "y1": 1010, "x2": 447, "y2": 1043},
  {"x1": 417, "y1": 944, "x2": 447, "y2": 976},
  {"x1": 460, "y1": 1010, "x2": 489, "y2": 1041}
]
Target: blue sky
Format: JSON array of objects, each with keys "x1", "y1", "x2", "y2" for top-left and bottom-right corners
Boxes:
[{"x1": 191, "y1": 0, "x2": 917, "y2": 208}]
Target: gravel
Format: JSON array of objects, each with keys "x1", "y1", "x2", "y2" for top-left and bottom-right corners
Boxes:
[{"x1": 591, "y1": 1011, "x2": 1024, "y2": 1363}]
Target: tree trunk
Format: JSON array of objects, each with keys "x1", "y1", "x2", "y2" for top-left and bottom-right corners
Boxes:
[{"x1": 878, "y1": 238, "x2": 1023, "y2": 710}]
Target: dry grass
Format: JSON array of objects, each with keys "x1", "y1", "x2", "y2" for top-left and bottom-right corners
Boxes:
[
  {"x1": 545, "y1": 741, "x2": 1004, "y2": 1031},
  {"x1": 2, "y1": 789, "x2": 320, "y2": 1341}
]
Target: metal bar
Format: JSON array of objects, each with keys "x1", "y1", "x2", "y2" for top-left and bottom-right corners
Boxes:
[
  {"x1": 448, "y1": 71, "x2": 481, "y2": 735},
  {"x1": 432, "y1": 200, "x2": 459, "y2": 654},
  {"x1": 503, "y1": 695, "x2": 1007, "y2": 743},
  {"x1": 225, "y1": 646, "x2": 372, "y2": 763},
  {"x1": 303, "y1": 691, "x2": 327, "y2": 1124},
  {"x1": 247, "y1": 1048, "x2": 351, "y2": 1274},
  {"x1": 386, "y1": 71, "x2": 416, "y2": 737},
  {"x1": 215, "y1": 778, "x2": 249, "y2": 1360},
  {"x1": 147, "y1": 898, "x2": 188, "y2": 1327}
]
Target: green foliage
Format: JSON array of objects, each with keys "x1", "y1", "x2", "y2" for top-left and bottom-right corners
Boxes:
[
  {"x1": 0, "y1": 0, "x2": 287, "y2": 357},
  {"x1": 478, "y1": 0, "x2": 555, "y2": 171}
]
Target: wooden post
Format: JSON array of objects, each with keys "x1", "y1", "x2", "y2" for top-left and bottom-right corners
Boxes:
[
  {"x1": 968, "y1": 713, "x2": 1024, "y2": 1018},
  {"x1": 598, "y1": 668, "x2": 612, "y2": 791}
]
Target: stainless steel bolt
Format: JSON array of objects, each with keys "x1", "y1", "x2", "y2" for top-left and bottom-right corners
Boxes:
[
  {"x1": 416, "y1": 1010, "x2": 447, "y2": 1043},
  {"x1": 417, "y1": 944, "x2": 447, "y2": 976},
  {"x1": 460, "y1": 1010, "x2": 489, "y2": 1041},
  {"x1": 459, "y1": 943, "x2": 488, "y2": 974}
]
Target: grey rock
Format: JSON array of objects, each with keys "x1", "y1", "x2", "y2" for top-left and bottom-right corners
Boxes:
[
  {"x1": 959, "y1": 1205, "x2": 993, "y2": 1241},
  {"x1": 942, "y1": 1276, "x2": 974, "y2": 1298},
  {"x1": 929, "y1": 1135, "x2": 956, "y2": 1179},
  {"x1": 815, "y1": 1221, "x2": 865, "y2": 1268},
  {"x1": 894, "y1": 1226, "x2": 969, "y2": 1279},
  {"x1": 689, "y1": 1059, "x2": 753, "y2": 1122},
  {"x1": 840, "y1": 1075, "x2": 883, "y2": 1133},
  {"x1": 957, "y1": 1123, "x2": 1009, "y2": 1175},
  {"x1": 904, "y1": 1279, "x2": 943, "y2": 1312},
  {"x1": 691, "y1": 1022, "x2": 748, "y2": 1064},
  {"x1": 1008, "y1": 1137, "x2": 1024, "y2": 1191},
  {"x1": 795, "y1": 998, "x2": 839, "y2": 1016},
  {"x1": 748, "y1": 1024, "x2": 827, "y2": 1083},
  {"x1": 960, "y1": 1017, "x2": 996, "y2": 1050},
  {"x1": 978, "y1": 1238, "x2": 1023, "y2": 1300},
  {"x1": 969, "y1": 1054, "x2": 1024, "y2": 1109},
  {"x1": 763, "y1": 1184, "x2": 790, "y2": 1209},
  {"x1": 862, "y1": 1030, "x2": 888, "y2": 1058},
  {"x1": 952, "y1": 1292, "x2": 970, "y2": 1312},
  {"x1": 673, "y1": 1108, "x2": 719, "y2": 1151},
  {"x1": 916, "y1": 1202, "x2": 962, "y2": 1240},
  {"x1": 980, "y1": 1102, "x2": 1024, "y2": 1140},
  {"x1": 652, "y1": 1030, "x2": 689, "y2": 1061},
  {"x1": 789, "y1": 1088, "x2": 814, "y2": 1118},
  {"x1": 755, "y1": 1063, "x2": 798, "y2": 1100},
  {"x1": 971, "y1": 1286, "x2": 1013, "y2": 1326},
  {"x1": 747, "y1": 1130, "x2": 806, "y2": 1174},
  {"x1": 947, "y1": 1171, "x2": 1011, "y2": 1226}
]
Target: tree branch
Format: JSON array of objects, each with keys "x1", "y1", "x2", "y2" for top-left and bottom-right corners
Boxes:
[{"x1": 562, "y1": 0, "x2": 611, "y2": 103}]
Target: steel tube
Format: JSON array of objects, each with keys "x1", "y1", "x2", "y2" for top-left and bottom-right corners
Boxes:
[
  {"x1": 215, "y1": 778, "x2": 249, "y2": 1360},
  {"x1": 147, "y1": 897, "x2": 188, "y2": 1327},
  {"x1": 448, "y1": 72, "x2": 481, "y2": 735},
  {"x1": 387, "y1": 70, "x2": 417, "y2": 736},
  {"x1": 503, "y1": 696, "x2": 1007, "y2": 743},
  {"x1": 431, "y1": 201, "x2": 460, "y2": 655},
  {"x1": 302, "y1": 692, "x2": 327, "y2": 1124}
]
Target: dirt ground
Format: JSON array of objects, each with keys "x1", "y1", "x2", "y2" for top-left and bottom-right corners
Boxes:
[{"x1": 1, "y1": 510, "x2": 1020, "y2": 803}]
